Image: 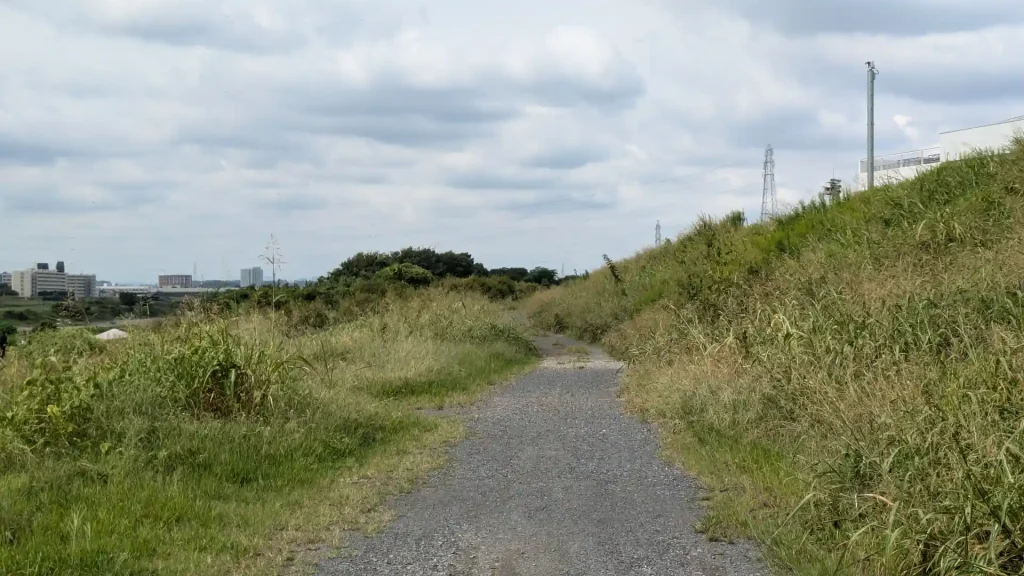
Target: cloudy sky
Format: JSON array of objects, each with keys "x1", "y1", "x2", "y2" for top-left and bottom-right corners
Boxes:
[{"x1": 1, "y1": 0, "x2": 1021, "y2": 283}]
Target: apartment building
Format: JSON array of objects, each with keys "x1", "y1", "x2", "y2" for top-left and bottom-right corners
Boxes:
[
  {"x1": 240, "y1": 267, "x2": 264, "y2": 288},
  {"x1": 0, "y1": 272, "x2": 11, "y2": 287},
  {"x1": 158, "y1": 274, "x2": 193, "y2": 288}
]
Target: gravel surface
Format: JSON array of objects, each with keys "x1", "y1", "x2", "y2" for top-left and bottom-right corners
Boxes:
[{"x1": 317, "y1": 335, "x2": 765, "y2": 576}]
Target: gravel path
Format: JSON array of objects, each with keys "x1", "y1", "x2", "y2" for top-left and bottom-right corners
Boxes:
[{"x1": 317, "y1": 335, "x2": 765, "y2": 576}]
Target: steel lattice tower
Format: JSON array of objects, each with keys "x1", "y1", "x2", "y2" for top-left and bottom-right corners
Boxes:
[
  {"x1": 655, "y1": 220, "x2": 662, "y2": 246},
  {"x1": 761, "y1": 144, "x2": 777, "y2": 222}
]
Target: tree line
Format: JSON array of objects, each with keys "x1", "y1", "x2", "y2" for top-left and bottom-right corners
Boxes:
[{"x1": 322, "y1": 247, "x2": 569, "y2": 286}]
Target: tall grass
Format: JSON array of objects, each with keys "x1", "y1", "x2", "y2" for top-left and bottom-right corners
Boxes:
[
  {"x1": 0, "y1": 289, "x2": 536, "y2": 576},
  {"x1": 527, "y1": 140, "x2": 1024, "y2": 574}
]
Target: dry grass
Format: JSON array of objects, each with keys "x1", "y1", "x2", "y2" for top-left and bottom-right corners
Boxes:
[
  {"x1": 527, "y1": 140, "x2": 1024, "y2": 574},
  {"x1": 0, "y1": 289, "x2": 537, "y2": 576}
]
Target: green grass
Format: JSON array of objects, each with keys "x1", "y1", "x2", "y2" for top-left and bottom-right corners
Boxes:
[
  {"x1": 0, "y1": 289, "x2": 537, "y2": 576},
  {"x1": 526, "y1": 139, "x2": 1024, "y2": 575}
]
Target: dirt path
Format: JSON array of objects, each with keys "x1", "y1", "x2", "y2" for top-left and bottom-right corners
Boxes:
[{"x1": 316, "y1": 333, "x2": 765, "y2": 575}]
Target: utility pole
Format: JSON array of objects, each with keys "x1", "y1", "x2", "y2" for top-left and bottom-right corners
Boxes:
[
  {"x1": 760, "y1": 144, "x2": 777, "y2": 222},
  {"x1": 655, "y1": 220, "x2": 662, "y2": 246},
  {"x1": 866, "y1": 61, "x2": 879, "y2": 190}
]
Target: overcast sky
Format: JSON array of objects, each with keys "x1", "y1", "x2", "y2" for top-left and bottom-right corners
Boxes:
[{"x1": 2, "y1": 0, "x2": 1022, "y2": 283}]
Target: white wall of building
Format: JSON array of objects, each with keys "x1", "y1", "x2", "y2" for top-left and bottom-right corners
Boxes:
[
  {"x1": 939, "y1": 117, "x2": 1024, "y2": 161},
  {"x1": 857, "y1": 115, "x2": 1023, "y2": 191},
  {"x1": 856, "y1": 147, "x2": 941, "y2": 191},
  {"x1": 11, "y1": 271, "x2": 33, "y2": 298}
]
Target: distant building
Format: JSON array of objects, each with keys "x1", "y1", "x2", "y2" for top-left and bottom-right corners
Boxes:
[
  {"x1": 0, "y1": 271, "x2": 10, "y2": 287},
  {"x1": 9, "y1": 269, "x2": 98, "y2": 299},
  {"x1": 56, "y1": 261, "x2": 65, "y2": 273},
  {"x1": 67, "y1": 274, "x2": 98, "y2": 299},
  {"x1": 859, "y1": 114, "x2": 1024, "y2": 191},
  {"x1": 12, "y1": 269, "x2": 67, "y2": 298},
  {"x1": 240, "y1": 267, "x2": 264, "y2": 288},
  {"x1": 36, "y1": 262, "x2": 49, "y2": 271},
  {"x1": 158, "y1": 274, "x2": 193, "y2": 288}
]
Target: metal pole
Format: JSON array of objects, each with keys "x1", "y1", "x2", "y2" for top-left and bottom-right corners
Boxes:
[{"x1": 866, "y1": 61, "x2": 878, "y2": 189}]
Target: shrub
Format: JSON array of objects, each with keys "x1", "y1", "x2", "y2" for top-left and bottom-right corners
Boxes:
[{"x1": 375, "y1": 263, "x2": 435, "y2": 288}]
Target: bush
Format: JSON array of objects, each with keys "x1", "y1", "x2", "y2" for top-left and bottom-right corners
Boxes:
[
  {"x1": 375, "y1": 263, "x2": 435, "y2": 288},
  {"x1": 443, "y1": 275, "x2": 527, "y2": 301}
]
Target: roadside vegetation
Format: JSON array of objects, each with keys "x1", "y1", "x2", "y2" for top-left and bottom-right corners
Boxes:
[
  {"x1": 0, "y1": 247, "x2": 542, "y2": 576},
  {"x1": 0, "y1": 293, "x2": 180, "y2": 332},
  {"x1": 526, "y1": 139, "x2": 1024, "y2": 574}
]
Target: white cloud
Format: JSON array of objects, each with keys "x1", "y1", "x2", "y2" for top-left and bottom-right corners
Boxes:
[{"x1": 1, "y1": 0, "x2": 1022, "y2": 282}]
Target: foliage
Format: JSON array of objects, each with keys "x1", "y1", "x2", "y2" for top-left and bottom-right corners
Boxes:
[
  {"x1": 442, "y1": 275, "x2": 536, "y2": 301},
  {"x1": 374, "y1": 263, "x2": 435, "y2": 288},
  {"x1": 118, "y1": 292, "x2": 139, "y2": 307},
  {"x1": 0, "y1": 289, "x2": 536, "y2": 575},
  {"x1": 526, "y1": 139, "x2": 1024, "y2": 575}
]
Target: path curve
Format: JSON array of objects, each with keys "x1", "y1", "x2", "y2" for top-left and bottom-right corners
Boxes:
[{"x1": 317, "y1": 334, "x2": 765, "y2": 576}]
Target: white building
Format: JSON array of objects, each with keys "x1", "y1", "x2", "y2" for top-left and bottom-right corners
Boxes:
[
  {"x1": 858, "y1": 115, "x2": 1024, "y2": 190},
  {"x1": 67, "y1": 274, "x2": 99, "y2": 299},
  {"x1": 241, "y1": 267, "x2": 264, "y2": 288},
  {"x1": 10, "y1": 269, "x2": 98, "y2": 299},
  {"x1": 98, "y1": 285, "x2": 153, "y2": 297}
]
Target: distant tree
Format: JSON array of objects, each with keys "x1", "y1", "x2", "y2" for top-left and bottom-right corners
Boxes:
[
  {"x1": 119, "y1": 292, "x2": 139, "y2": 307},
  {"x1": 375, "y1": 263, "x2": 435, "y2": 288},
  {"x1": 489, "y1": 267, "x2": 530, "y2": 282},
  {"x1": 524, "y1": 266, "x2": 559, "y2": 286},
  {"x1": 329, "y1": 251, "x2": 394, "y2": 281},
  {"x1": 329, "y1": 247, "x2": 480, "y2": 282},
  {"x1": 0, "y1": 283, "x2": 17, "y2": 296},
  {"x1": 471, "y1": 263, "x2": 489, "y2": 277}
]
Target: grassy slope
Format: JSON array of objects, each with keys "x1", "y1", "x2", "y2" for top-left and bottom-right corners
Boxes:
[
  {"x1": 526, "y1": 141, "x2": 1024, "y2": 575},
  {"x1": 0, "y1": 290, "x2": 536, "y2": 576}
]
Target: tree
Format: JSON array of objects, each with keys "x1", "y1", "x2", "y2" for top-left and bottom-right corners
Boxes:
[
  {"x1": 119, "y1": 292, "x2": 139, "y2": 307},
  {"x1": 524, "y1": 266, "x2": 558, "y2": 286},
  {"x1": 329, "y1": 251, "x2": 394, "y2": 281},
  {"x1": 489, "y1": 267, "x2": 530, "y2": 282},
  {"x1": 375, "y1": 263, "x2": 435, "y2": 288}
]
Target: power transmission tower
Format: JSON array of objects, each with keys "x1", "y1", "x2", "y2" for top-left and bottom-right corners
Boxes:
[
  {"x1": 655, "y1": 220, "x2": 662, "y2": 246},
  {"x1": 760, "y1": 144, "x2": 777, "y2": 222}
]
